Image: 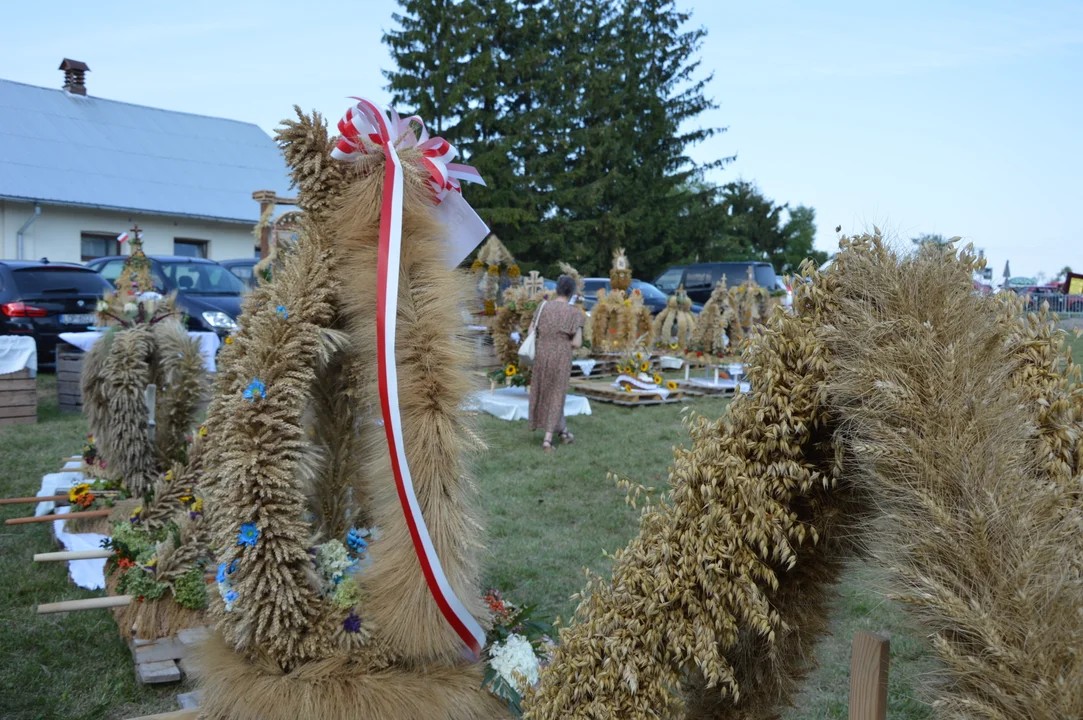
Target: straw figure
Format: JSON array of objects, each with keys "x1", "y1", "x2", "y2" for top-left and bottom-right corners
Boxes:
[
  {"x1": 471, "y1": 234, "x2": 518, "y2": 315},
  {"x1": 651, "y1": 287, "x2": 696, "y2": 352},
  {"x1": 724, "y1": 267, "x2": 771, "y2": 349},
  {"x1": 194, "y1": 105, "x2": 506, "y2": 720},
  {"x1": 526, "y1": 253, "x2": 866, "y2": 719},
  {"x1": 80, "y1": 319, "x2": 206, "y2": 497},
  {"x1": 610, "y1": 248, "x2": 632, "y2": 292},
  {"x1": 590, "y1": 287, "x2": 627, "y2": 353},
  {"x1": 685, "y1": 278, "x2": 733, "y2": 362},
  {"x1": 492, "y1": 285, "x2": 527, "y2": 368},
  {"x1": 825, "y1": 237, "x2": 1083, "y2": 719}
]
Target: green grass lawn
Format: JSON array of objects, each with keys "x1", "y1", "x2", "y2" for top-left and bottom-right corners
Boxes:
[{"x1": 0, "y1": 371, "x2": 972, "y2": 719}]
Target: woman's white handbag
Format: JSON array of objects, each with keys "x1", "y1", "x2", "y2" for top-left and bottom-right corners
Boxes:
[{"x1": 517, "y1": 301, "x2": 547, "y2": 366}]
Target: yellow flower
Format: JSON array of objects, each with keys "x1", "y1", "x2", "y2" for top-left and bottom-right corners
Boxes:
[
  {"x1": 179, "y1": 493, "x2": 193, "y2": 504},
  {"x1": 666, "y1": 380, "x2": 678, "y2": 390},
  {"x1": 623, "y1": 385, "x2": 632, "y2": 392},
  {"x1": 623, "y1": 299, "x2": 632, "y2": 306},
  {"x1": 191, "y1": 498, "x2": 203, "y2": 513},
  {"x1": 68, "y1": 483, "x2": 91, "y2": 503},
  {"x1": 634, "y1": 352, "x2": 644, "y2": 361},
  {"x1": 669, "y1": 342, "x2": 679, "y2": 350},
  {"x1": 639, "y1": 362, "x2": 649, "y2": 373},
  {"x1": 225, "y1": 335, "x2": 234, "y2": 345},
  {"x1": 487, "y1": 264, "x2": 500, "y2": 276},
  {"x1": 471, "y1": 258, "x2": 485, "y2": 271},
  {"x1": 198, "y1": 425, "x2": 208, "y2": 439},
  {"x1": 508, "y1": 264, "x2": 521, "y2": 278},
  {"x1": 163, "y1": 469, "x2": 174, "y2": 482},
  {"x1": 652, "y1": 373, "x2": 663, "y2": 385},
  {"x1": 130, "y1": 506, "x2": 143, "y2": 520},
  {"x1": 505, "y1": 364, "x2": 518, "y2": 377}
]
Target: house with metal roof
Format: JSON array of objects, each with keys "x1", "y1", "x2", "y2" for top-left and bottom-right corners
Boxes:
[{"x1": 0, "y1": 59, "x2": 292, "y2": 263}]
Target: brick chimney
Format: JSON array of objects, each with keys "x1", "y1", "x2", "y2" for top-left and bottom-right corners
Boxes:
[{"x1": 59, "y1": 58, "x2": 90, "y2": 96}]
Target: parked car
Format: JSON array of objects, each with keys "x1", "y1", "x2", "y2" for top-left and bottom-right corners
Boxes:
[
  {"x1": 86, "y1": 255, "x2": 243, "y2": 337},
  {"x1": 219, "y1": 258, "x2": 260, "y2": 288},
  {"x1": 654, "y1": 261, "x2": 778, "y2": 304},
  {"x1": 579, "y1": 278, "x2": 702, "y2": 314},
  {"x1": 0, "y1": 259, "x2": 113, "y2": 367}
]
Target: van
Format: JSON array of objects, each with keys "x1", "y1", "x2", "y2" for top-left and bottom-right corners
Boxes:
[{"x1": 654, "y1": 262, "x2": 778, "y2": 304}]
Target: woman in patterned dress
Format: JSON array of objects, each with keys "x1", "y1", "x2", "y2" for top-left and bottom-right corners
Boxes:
[{"x1": 528, "y1": 275, "x2": 584, "y2": 452}]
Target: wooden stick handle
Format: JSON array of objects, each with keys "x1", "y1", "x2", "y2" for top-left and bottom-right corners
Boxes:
[
  {"x1": 0, "y1": 495, "x2": 67, "y2": 506},
  {"x1": 6, "y1": 509, "x2": 111, "y2": 525},
  {"x1": 849, "y1": 631, "x2": 890, "y2": 720},
  {"x1": 124, "y1": 711, "x2": 198, "y2": 720},
  {"x1": 38, "y1": 595, "x2": 132, "y2": 614},
  {"x1": 34, "y1": 549, "x2": 114, "y2": 562}
]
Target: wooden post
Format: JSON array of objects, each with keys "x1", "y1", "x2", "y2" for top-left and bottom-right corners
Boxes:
[
  {"x1": 252, "y1": 190, "x2": 277, "y2": 260},
  {"x1": 849, "y1": 631, "x2": 890, "y2": 720},
  {"x1": 38, "y1": 595, "x2": 132, "y2": 614},
  {"x1": 5, "y1": 509, "x2": 110, "y2": 525},
  {"x1": 145, "y1": 383, "x2": 157, "y2": 443},
  {"x1": 34, "y1": 549, "x2": 114, "y2": 562}
]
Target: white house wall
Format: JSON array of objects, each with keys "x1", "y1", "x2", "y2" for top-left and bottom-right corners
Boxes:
[{"x1": 0, "y1": 199, "x2": 258, "y2": 263}]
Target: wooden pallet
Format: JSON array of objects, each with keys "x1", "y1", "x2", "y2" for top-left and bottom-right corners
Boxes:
[
  {"x1": 0, "y1": 367, "x2": 36, "y2": 426},
  {"x1": 570, "y1": 379, "x2": 684, "y2": 406},
  {"x1": 676, "y1": 379, "x2": 740, "y2": 398},
  {"x1": 129, "y1": 627, "x2": 211, "y2": 684},
  {"x1": 56, "y1": 344, "x2": 83, "y2": 413}
]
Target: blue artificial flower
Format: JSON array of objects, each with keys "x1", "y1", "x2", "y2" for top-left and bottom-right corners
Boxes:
[
  {"x1": 228, "y1": 558, "x2": 239, "y2": 574},
  {"x1": 243, "y1": 378, "x2": 266, "y2": 402},
  {"x1": 216, "y1": 563, "x2": 228, "y2": 584},
  {"x1": 224, "y1": 589, "x2": 239, "y2": 604},
  {"x1": 343, "y1": 612, "x2": 362, "y2": 633},
  {"x1": 238, "y1": 522, "x2": 260, "y2": 546},
  {"x1": 276, "y1": 305, "x2": 288, "y2": 320},
  {"x1": 346, "y1": 528, "x2": 369, "y2": 553}
]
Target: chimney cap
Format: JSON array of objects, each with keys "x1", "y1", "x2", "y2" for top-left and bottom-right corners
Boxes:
[{"x1": 59, "y1": 58, "x2": 90, "y2": 72}]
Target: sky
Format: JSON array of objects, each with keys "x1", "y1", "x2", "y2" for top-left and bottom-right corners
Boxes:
[{"x1": 2, "y1": 0, "x2": 1080, "y2": 280}]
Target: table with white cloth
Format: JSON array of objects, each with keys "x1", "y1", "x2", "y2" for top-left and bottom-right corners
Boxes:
[
  {"x1": 464, "y1": 386, "x2": 592, "y2": 422},
  {"x1": 0, "y1": 336, "x2": 38, "y2": 377},
  {"x1": 34, "y1": 462, "x2": 109, "y2": 590},
  {"x1": 59, "y1": 330, "x2": 221, "y2": 373}
]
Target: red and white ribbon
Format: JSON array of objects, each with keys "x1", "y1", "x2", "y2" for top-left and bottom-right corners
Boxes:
[{"x1": 331, "y1": 97, "x2": 487, "y2": 658}]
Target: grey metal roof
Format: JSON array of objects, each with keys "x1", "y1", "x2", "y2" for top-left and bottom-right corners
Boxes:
[{"x1": 0, "y1": 79, "x2": 292, "y2": 223}]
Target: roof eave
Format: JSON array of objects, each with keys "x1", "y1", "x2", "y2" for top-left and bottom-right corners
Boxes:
[{"x1": 0, "y1": 194, "x2": 257, "y2": 226}]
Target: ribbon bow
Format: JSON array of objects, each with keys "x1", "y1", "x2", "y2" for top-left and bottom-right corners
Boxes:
[
  {"x1": 331, "y1": 97, "x2": 484, "y2": 203},
  {"x1": 330, "y1": 97, "x2": 487, "y2": 659}
]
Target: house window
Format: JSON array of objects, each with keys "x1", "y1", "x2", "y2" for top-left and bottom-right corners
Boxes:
[
  {"x1": 174, "y1": 238, "x2": 208, "y2": 258},
  {"x1": 254, "y1": 246, "x2": 262, "y2": 259},
  {"x1": 81, "y1": 232, "x2": 119, "y2": 261}
]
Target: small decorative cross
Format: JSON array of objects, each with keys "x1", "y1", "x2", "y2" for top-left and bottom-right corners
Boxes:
[{"x1": 524, "y1": 270, "x2": 545, "y2": 299}]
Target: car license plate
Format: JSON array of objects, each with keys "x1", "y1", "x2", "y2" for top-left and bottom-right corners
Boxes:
[{"x1": 60, "y1": 313, "x2": 95, "y2": 326}]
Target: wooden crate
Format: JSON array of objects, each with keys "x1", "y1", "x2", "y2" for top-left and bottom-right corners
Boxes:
[
  {"x1": 570, "y1": 379, "x2": 684, "y2": 406},
  {"x1": 0, "y1": 367, "x2": 37, "y2": 426},
  {"x1": 56, "y1": 343, "x2": 84, "y2": 413}
]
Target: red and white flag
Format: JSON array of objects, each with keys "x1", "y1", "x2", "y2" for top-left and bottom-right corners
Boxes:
[{"x1": 117, "y1": 232, "x2": 129, "y2": 243}]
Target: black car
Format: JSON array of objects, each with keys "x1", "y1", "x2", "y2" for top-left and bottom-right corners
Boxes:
[
  {"x1": 0, "y1": 259, "x2": 113, "y2": 367},
  {"x1": 580, "y1": 278, "x2": 702, "y2": 314},
  {"x1": 86, "y1": 255, "x2": 243, "y2": 337},
  {"x1": 654, "y1": 261, "x2": 778, "y2": 304},
  {"x1": 219, "y1": 258, "x2": 260, "y2": 288}
]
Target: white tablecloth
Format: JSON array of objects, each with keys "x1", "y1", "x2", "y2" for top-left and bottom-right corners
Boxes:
[
  {"x1": 464, "y1": 386, "x2": 592, "y2": 422},
  {"x1": 658, "y1": 355, "x2": 684, "y2": 370},
  {"x1": 59, "y1": 330, "x2": 221, "y2": 372},
  {"x1": 0, "y1": 336, "x2": 37, "y2": 377},
  {"x1": 687, "y1": 377, "x2": 751, "y2": 393},
  {"x1": 34, "y1": 463, "x2": 108, "y2": 590},
  {"x1": 572, "y1": 359, "x2": 597, "y2": 376}
]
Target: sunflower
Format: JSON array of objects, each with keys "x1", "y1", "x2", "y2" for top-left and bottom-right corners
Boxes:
[
  {"x1": 634, "y1": 351, "x2": 644, "y2": 361},
  {"x1": 68, "y1": 483, "x2": 91, "y2": 503},
  {"x1": 225, "y1": 335, "x2": 234, "y2": 345},
  {"x1": 508, "y1": 264, "x2": 521, "y2": 279},
  {"x1": 639, "y1": 361, "x2": 650, "y2": 373},
  {"x1": 471, "y1": 258, "x2": 485, "y2": 271},
  {"x1": 669, "y1": 342, "x2": 679, "y2": 350},
  {"x1": 487, "y1": 264, "x2": 500, "y2": 276},
  {"x1": 652, "y1": 373, "x2": 663, "y2": 385},
  {"x1": 666, "y1": 380, "x2": 678, "y2": 391},
  {"x1": 623, "y1": 385, "x2": 632, "y2": 392},
  {"x1": 505, "y1": 364, "x2": 518, "y2": 377}
]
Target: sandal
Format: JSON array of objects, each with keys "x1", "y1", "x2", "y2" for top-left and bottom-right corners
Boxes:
[
  {"x1": 559, "y1": 431, "x2": 574, "y2": 445},
  {"x1": 542, "y1": 440, "x2": 554, "y2": 453}
]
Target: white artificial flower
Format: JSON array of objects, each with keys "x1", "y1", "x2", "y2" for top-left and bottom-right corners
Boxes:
[
  {"x1": 314, "y1": 539, "x2": 354, "y2": 596},
  {"x1": 95, "y1": 299, "x2": 109, "y2": 313},
  {"x1": 488, "y1": 633, "x2": 540, "y2": 692},
  {"x1": 123, "y1": 302, "x2": 138, "y2": 314}
]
